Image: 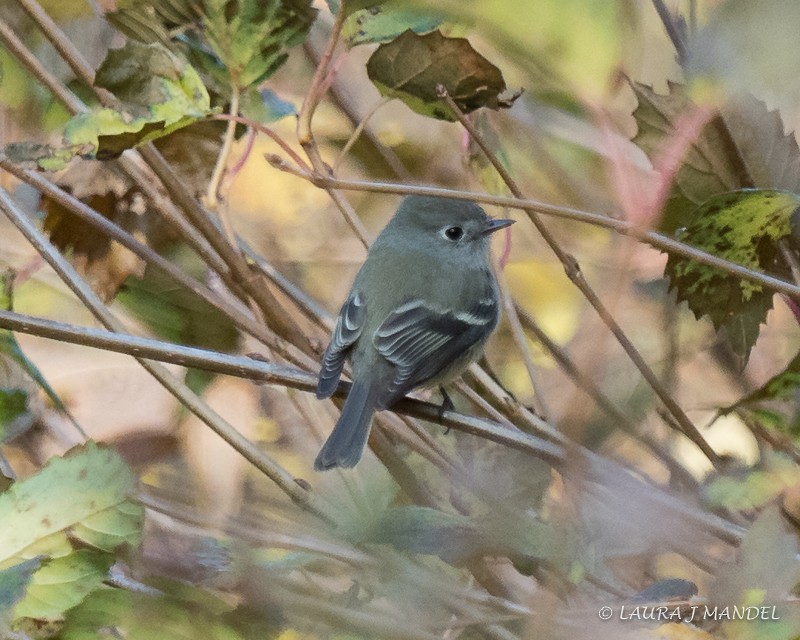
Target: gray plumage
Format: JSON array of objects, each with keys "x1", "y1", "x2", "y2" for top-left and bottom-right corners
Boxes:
[{"x1": 314, "y1": 195, "x2": 513, "y2": 471}]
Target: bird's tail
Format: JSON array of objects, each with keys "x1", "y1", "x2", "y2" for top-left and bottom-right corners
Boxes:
[{"x1": 314, "y1": 380, "x2": 378, "y2": 471}]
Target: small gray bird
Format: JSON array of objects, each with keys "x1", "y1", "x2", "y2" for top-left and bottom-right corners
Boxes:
[{"x1": 315, "y1": 195, "x2": 513, "y2": 470}]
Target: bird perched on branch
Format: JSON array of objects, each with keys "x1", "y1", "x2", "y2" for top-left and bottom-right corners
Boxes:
[{"x1": 314, "y1": 195, "x2": 513, "y2": 470}]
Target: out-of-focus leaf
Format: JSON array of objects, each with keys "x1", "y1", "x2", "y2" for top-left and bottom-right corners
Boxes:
[
  {"x1": 62, "y1": 580, "x2": 272, "y2": 640},
  {"x1": 0, "y1": 441, "x2": 140, "y2": 562},
  {"x1": 367, "y1": 506, "x2": 480, "y2": 563},
  {"x1": 0, "y1": 558, "x2": 42, "y2": 623},
  {"x1": 343, "y1": 5, "x2": 443, "y2": 46},
  {"x1": 3, "y1": 42, "x2": 213, "y2": 171},
  {"x1": 13, "y1": 550, "x2": 112, "y2": 621},
  {"x1": 239, "y1": 88, "x2": 298, "y2": 123},
  {"x1": 703, "y1": 454, "x2": 800, "y2": 511},
  {"x1": 366, "y1": 29, "x2": 518, "y2": 121},
  {"x1": 116, "y1": 248, "x2": 239, "y2": 356},
  {"x1": 686, "y1": 0, "x2": 800, "y2": 107},
  {"x1": 0, "y1": 388, "x2": 30, "y2": 443},
  {"x1": 726, "y1": 350, "x2": 800, "y2": 410},
  {"x1": 721, "y1": 350, "x2": 800, "y2": 437},
  {"x1": 664, "y1": 189, "x2": 799, "y2": 363},
  {"x1": 711, "y1": 506, "x2": 800, "y2": 638},
  {"x1": 435, "y1": 0, "x2": 626, "y2": 101},
  {"x1": 631, "y1": 83, "x2": 800, "y2": 234},
  {"x1": 0, "y1": 273, "x2": 74, "y2": 428}
]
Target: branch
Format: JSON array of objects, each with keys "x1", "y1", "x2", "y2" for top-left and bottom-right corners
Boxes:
[
  {"x1": 437, "y1": 87, "x2": 721, "y2": 469},
  {"x1": 0, "y1": 156, "x2": 318, "y2": 372},
  {"x1": 0, "y1": 188, "x2": 329, "y2": 521},
  {"x1": 263, "y1": 165, "x2": 800, "y2": 300},
  {"x1": 0, "y1": 307, "x2": 565, "y2": 465}
]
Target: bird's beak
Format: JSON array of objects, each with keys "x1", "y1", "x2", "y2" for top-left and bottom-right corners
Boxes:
[{"x1": 482, "y1": 218, "x2": 515, "y2": 236}]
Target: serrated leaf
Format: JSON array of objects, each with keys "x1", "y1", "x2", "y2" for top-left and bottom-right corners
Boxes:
[
  {"x1": 664, "y1": 189, "x2": 799, "y2": 363},
  {"x1": 727, "y1": 350, "x2": 800, "y2": 411},
  {"x1": 366, "y1": 29, "x2": 517, "y2": 121},
  {"x1": 13, "y1": 550, "x2": 112, "y2": 621},
  {"x1": 202, "y1": 0, "x2": 316, "y2": 89},
  {"x1": 0, "y1": 441, "x2": 139, "y2": 562},
  {"x1": 0, "y1": 558, "x2": 42, "y2": 621},
  {"x1": 631, "y1": 83, "x2": 800, "y2": 234},
  {"x1": 343, "y1": 5, "x2": 443, "y2": 46}
]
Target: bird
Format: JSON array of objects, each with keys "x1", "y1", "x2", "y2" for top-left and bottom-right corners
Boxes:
[{"x1": 314, "y1": 195, "x2": 513, "y2": 470}]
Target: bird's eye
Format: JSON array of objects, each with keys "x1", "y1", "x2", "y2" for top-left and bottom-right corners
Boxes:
[{"x1": 444, "y1": 226, "x2": 463, "y2": 241}]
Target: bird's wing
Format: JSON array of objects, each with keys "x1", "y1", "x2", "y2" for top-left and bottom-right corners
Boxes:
[
  {"x1": 316, "y1": 291, "x2": 366, "y2": 399},
  {"x1": 373, "y1": 297, "x2": 497, "y2": 407}
]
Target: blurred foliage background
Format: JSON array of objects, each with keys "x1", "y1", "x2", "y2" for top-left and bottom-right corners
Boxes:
[{"x1": 1, "y1": 0, "x2": 800, "y2": 639}]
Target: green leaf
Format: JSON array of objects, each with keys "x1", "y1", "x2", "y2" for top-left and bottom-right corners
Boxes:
[
  {"x1": 0, "y1": 388, "x2": 30, "y2": 443},
  {"x1": 664, "y1": 189, "x2": 800, "y2": 363},
  {"x1": 202, "y1": 0, "x2": 317, "y2": 89},
  {"x1": 631, "y1": 83, "x2": 800, "y2": 234},
  {"x1": 0, "y1": 272, "x2": 76, "y2": 432},
  {"x1": 239, "y1": 87, "x2": 297, "y2": 123},
  {"x1": 343, "y1": 5, "x2": 443, "y2": 46},
  {"x1": 13, "y1": 550, "x2": 112, "y2": 621},
  {"x1": 2, "y1": 42, "x2": 213, "y2": 171},
  {"x1": 727, "y1": 350, "x2": 800, "y2": 410},
  {"x1": 0, "y1": 558, "x2": 42, "y2": 623},
  {"x1": 704, "y1": 455, "x2": 800, "y2": 511},
  {"x1": 366, "y1": 29, "x2": 518, "y2": 121},
  {"x1": 367, "y1": 506, "x2": 481, "y2": 563},
  {"x1": 0, "y1": 441, "x2": 140, "y2": 562},
  {"x1": 711, "y1": 506, "x2": 800, "y2": 640}
]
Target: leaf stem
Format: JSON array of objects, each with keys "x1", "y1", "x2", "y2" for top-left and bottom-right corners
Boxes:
[{"x1": 205, "y1": 83, "x2": 241, "y2": 246}]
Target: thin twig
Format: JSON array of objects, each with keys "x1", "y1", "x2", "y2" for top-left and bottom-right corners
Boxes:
[
  {"x1": 16, "y1": 0, "x2": 116, "y2": 105},
  {"x1": 0, "y1": 305, "x2": 746, "y2": 544},
  {"x1": 206, "y1": 83, "x2": 241, "y2": 246},
  {"x1": 211, "y1": 113, "x2": 311, "y2": 172},
  {"x1": 262, "y1": 165, "x2": 800, "y2": 300},
  {"x1": 778, "y1": 238, "x2": 800, "y2": 287},
  {"x1": 0, "y1": 17, "x2": 86, "y2": 114},
  {"x1": 0, "y1": 188, "x2": 329, "y2": 520},
  {"x1": 138, "y1": 144, "x2": 314, "y2": 350},
  {"x1": 514, "y1": 303, "x2": 699, "y2": 489},
  {"x1": 494, "y1": 267, "x2": 551, "y2": 420},
  {"x1": 0, "y1": 306, "x2": 565, "y2": 465},
  {"x1": 0, "y1": 157, "x2": 317, "y2": 371},
  {"x1": 333, "y1": 96, "x2": 391, "y2": 174},
  {"x1": 650, "y1": 0, "x2": 687, "y2": 64},
  {"x1": 437, "y1": 86, "x2": 721, "y2": 469},
  {"x1": 13, "y1": 0, "x2": 313, "y2": 353},
  {"x1": 303, "y1": 35, "x2": 412, "y2": 180},
  {"x1": 295, "y1": 8, "x2": 372, "y2": 246}
]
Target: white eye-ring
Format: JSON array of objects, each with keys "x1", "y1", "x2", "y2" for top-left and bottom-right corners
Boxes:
[{"x1": 442, "y1": 226, "x2": 464, "y2": 241}]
